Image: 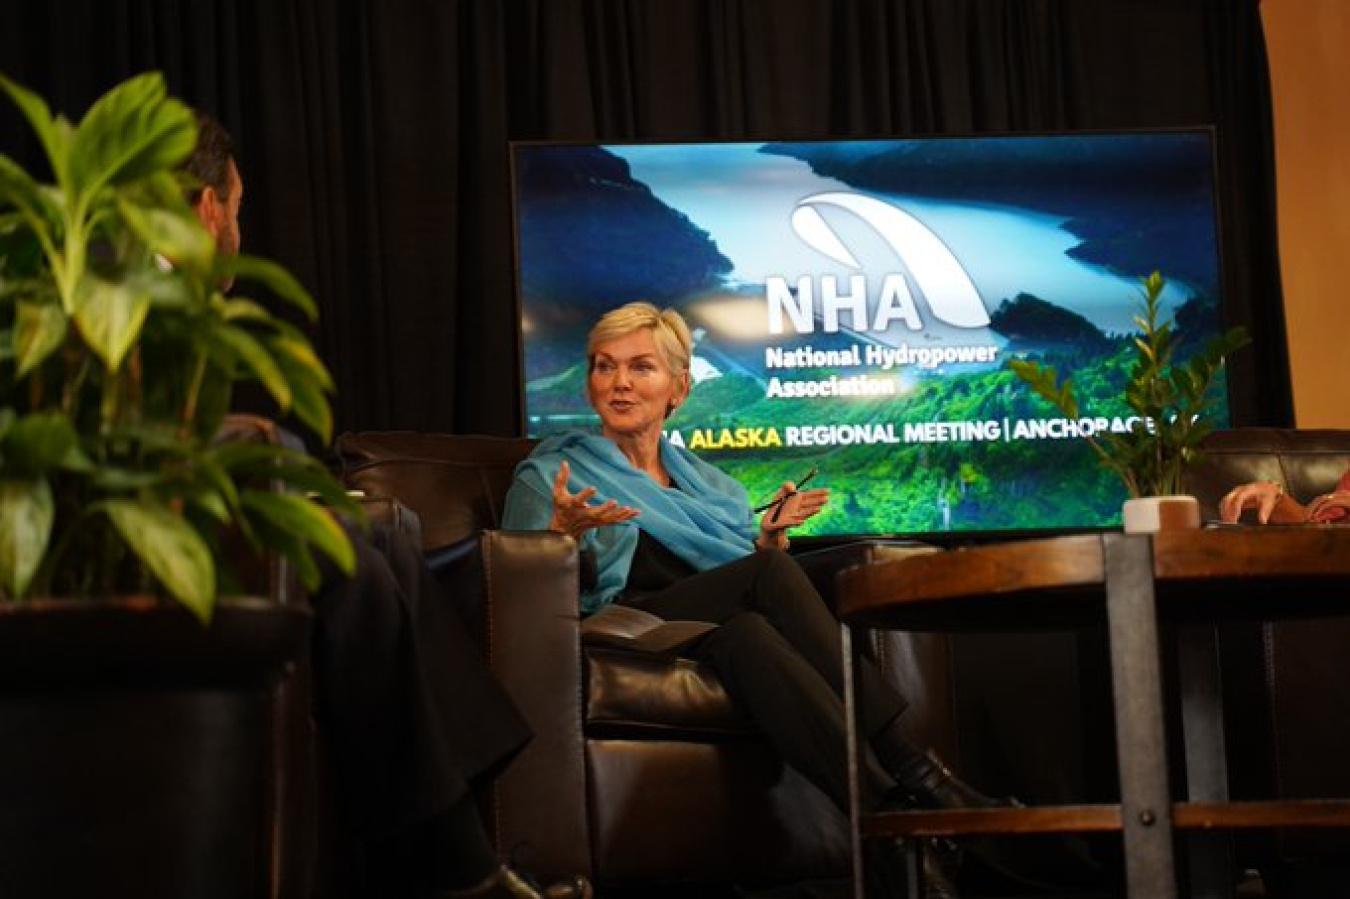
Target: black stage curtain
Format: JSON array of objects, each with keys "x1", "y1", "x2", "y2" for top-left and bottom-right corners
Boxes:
[{"x1": 0, "y1": 0, "x2": 1290, "y2": 441}]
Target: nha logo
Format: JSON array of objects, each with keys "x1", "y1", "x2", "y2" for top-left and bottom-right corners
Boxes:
[{"x1": 766, "y1": 191, "x2": 990, "y2": 334}]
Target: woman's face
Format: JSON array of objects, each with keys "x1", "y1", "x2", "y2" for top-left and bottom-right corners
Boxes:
[{"x1": 588, "y1": 328, "x2": 689, "y2": 442}]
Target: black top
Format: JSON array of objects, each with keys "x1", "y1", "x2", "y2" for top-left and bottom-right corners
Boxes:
[{"x1": 622, "y1": 530, "x2": 699, "y2": 598}]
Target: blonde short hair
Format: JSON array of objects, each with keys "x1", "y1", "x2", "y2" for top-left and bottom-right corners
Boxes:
[{"x1": 588, "y1": 301, "x2": 692, "y2": 376}]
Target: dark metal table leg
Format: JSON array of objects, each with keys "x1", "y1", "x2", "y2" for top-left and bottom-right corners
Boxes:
[
  {"x1": 1178, "y1": 623, "x2": 1236, "y2": 898},
  {"x1": 1103, "y1": 533, "x2": 1178, "y2": 898},
  {"x1": 843, "y1": 622, "x2": 866, "y2": 899}
]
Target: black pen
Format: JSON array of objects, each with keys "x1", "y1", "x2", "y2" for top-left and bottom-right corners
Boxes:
[{"x1": 754, "y1": 465, "x2": 819, "y2": 519}]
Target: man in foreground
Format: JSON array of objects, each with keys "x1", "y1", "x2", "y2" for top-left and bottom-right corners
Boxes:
[{"x1": 186, "y1": 111, "x2": 590, "y2": 899}]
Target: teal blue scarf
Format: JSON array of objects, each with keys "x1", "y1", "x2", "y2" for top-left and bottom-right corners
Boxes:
[{"x1": 503, "y1": 431, "x2": 757, "y2": 613}]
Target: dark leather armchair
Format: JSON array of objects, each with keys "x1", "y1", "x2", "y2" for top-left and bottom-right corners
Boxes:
[{"x1": 330, "y1": 431, "x2": 953, "y2": 891}]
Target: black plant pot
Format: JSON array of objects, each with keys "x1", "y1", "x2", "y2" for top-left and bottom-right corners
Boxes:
[{"x1": 0, "y1": 597, "x2": 311, "y2": 899}]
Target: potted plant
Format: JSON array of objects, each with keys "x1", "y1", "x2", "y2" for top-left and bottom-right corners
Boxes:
[
  {"x1": 1009, "y1": 271, "x2": 1248, "y2": 532},
  {"x1": 0, "y1": 71, "x2": 358, "y2": 895}
]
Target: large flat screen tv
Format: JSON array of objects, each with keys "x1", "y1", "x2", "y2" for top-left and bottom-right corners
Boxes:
[{"x1": 509, "y1": 131, "x2": 1230, "y2": 541}]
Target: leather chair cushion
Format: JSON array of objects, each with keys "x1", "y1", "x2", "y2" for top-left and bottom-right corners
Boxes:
[
  {"x1": 584, "y1": 738, "x2": 846, "y2": 885},
  {"x1": 583, "y1": 648, "x2": 757, "y2": 739}
]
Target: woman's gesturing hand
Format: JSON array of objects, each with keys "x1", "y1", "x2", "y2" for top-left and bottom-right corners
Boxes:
[{"x1": 548, "y1": 460, "x2": 639, "y2": 539}]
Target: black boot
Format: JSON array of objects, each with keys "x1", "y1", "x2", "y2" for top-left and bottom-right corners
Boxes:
[
  {"x1": 892, "y1": 749, "x2": 1013, "y2": 811},
  {"x1": 882, "y1": 749, "x2": 1052, "y2": 894}
]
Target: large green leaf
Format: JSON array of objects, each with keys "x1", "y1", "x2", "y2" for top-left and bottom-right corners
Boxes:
[
  {"x1": 208, "y1": 439, "x2": 309, "y2": 473},
  {"x1": 0, "y1": 210, "x2": 51, "y2": 284},
  {"x1": 117, "y1": 197, "x2": 215, "y2": 281},
  {"x1": 245, "y1": 515, "x2": 322, "y2": 592},
  {"x1": 271, "y1": 338, "x2": 334, "y2": 441},
  {"x1": 272, "y1": 334, "x2": 335, "y2": 392},
  {"x1": 0, "y1": 75, "x2": 63, "y2": 184},
  {"x1": 286, "y1": 374, "x2": 332, "y2": 446},
  {"x1": 223, "y1": 255, "x2": 318, "y2": 319},
  {"x1": 241, "y1": 490, "x2": 355, "y2": 579},
  {"x1": 0, "y1": 153, "x2": 59, "y2": 242},
  {"x1": 2, "y1": 412, "x2": 81, "y2": 475},
  {"x1": 86, "y1": 465, "x2": 171, "y2": 492},
  {"x1": 219, "y1": 297, "x2": 276, "y2": 323},
  {"x1": 0, "y1": 475, "x2": 53, "y2": 599},
  {"x1": 181, "y1": 456, "x2": 237, "y2": 524},
  {"x1": 211, "y1": 443, "x2": 361, "y2": 520},
  {"x1": 68, "y1": 72, "x2": 197, "y2": 198},
  {"x1": 122, "y1": 168, "x2": 193, "y2": 216},
  {"x1": 72, "y1": 273, "x2": 152, "y2": 370},
  {"x1": 213, "y1": 323, "x2": 291, "y2": 411},
  {"x1": 13, "y1": 299, "x2": 68, "y2": 376},
  {"x1": 103, "y1": 498, "x2": 215, "y2": 622}
]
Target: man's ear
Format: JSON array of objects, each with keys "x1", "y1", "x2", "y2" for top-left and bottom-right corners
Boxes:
[{"x1": 193, "y1": 187, "x2": 221, "y2": 236}]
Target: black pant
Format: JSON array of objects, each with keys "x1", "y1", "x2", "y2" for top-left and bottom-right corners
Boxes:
[
  {"x1": 619, "y1": 549, "x2": 905, "y2": 811},
  {"x1": 310, "y1": 522, "x2": 532, "y2": 842}
]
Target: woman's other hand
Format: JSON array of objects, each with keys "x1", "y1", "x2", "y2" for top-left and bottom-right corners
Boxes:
[
  {"x1": 1306, "y1": 490, "x2": 1350, "y2": 524},
  {"x1": 548, "y1": 460, "x2": 639, "y2": 539},
  {"x1": 1218, "y1": 480, "x2": 1283, "y2": 524},
  {"x1": 758, "y1": 483, "x2": 830, "y2": 548}
]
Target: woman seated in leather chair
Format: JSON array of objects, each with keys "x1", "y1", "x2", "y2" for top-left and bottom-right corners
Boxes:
[
  {"x1": 1219, "y1": 470, "x2": 1350, "y2": 524},
  {"x1": 502, "y1": 301, "x2": 1016, "y2": 897}
]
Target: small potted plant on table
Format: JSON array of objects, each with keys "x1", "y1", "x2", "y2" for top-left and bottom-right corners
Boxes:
[{"x1": 1010, "y1": 271, "x2": 1248, "y2": 532}]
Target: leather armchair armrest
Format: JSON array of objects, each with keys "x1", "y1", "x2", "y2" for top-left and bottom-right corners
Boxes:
[
  {"x1": 792, "y1": 539, "x2": 939, "y2": 609},
  {"x1": 467, "y1": 531, "x2": 592, "y2": 879},
  {"x1": 793, "y1": 540, "x2": 957, "y2": 763},
  {"x1": 352, "y1": 492, "x2": 425, "y2": 550}
]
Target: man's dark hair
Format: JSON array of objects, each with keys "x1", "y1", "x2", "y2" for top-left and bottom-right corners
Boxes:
[{"x1": 184, "y1": 111, "x2": 235, "y2": 204}]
